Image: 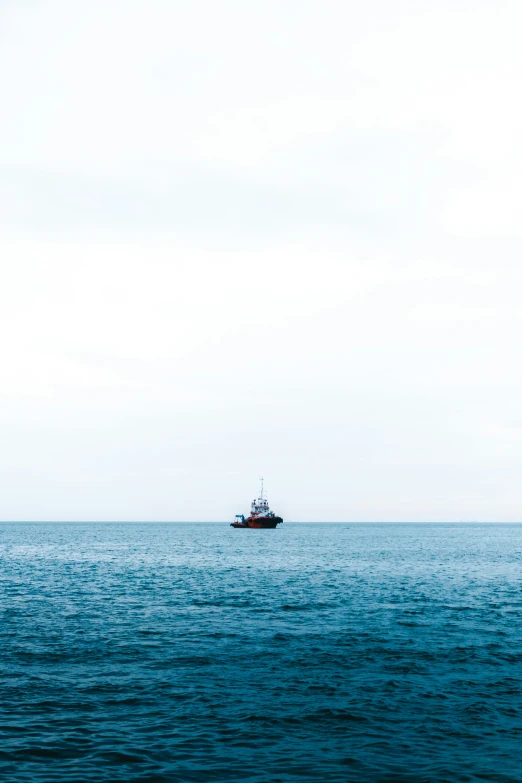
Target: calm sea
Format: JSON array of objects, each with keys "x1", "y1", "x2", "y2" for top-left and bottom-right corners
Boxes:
[{"x1": 1, "y1": 522, "x2": 521, "y2": 782}]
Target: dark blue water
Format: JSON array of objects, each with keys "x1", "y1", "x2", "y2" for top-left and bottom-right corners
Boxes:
[{"x1": 1, "y1": 523, "x2": 521, "y2": 782}]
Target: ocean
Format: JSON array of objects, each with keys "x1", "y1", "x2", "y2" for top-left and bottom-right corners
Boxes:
[{"x1": 0, "y1": 522, "x2": 521, "y2": 782}]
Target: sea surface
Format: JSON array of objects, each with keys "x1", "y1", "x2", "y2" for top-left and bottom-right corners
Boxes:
[{"x1": 1, "y1": 522, "x2": 521, "y2": 783}]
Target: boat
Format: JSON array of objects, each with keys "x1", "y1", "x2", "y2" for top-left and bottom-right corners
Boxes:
[{"x1": 231, "y1": 479, "x2": 283, "y2": 529}]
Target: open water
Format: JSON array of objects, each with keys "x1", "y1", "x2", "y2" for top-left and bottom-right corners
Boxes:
[{"x1": 0, "y1": 522, "x2": 521, "y2": 782}]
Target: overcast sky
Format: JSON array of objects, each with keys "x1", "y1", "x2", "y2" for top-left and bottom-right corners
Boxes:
[{"x1": 1, "y1": 0, "x2": 522, "y2": 521}]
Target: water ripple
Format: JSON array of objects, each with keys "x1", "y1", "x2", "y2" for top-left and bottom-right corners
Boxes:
[{"x1": 1, "y1": 522, "x2": 521, "y2": 782}]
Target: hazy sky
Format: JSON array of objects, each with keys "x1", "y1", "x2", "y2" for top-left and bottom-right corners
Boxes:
[{"x1": 2, "y1": 0, "x2": 522, "y2": 521}]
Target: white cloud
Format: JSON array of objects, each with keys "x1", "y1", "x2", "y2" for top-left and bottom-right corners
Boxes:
[
  {"x1": 442, "y1": 183, "x2": 522, "y2": 238},
  {"x1": 193, "y1": 97, "x2": 351, "y2": 167}
]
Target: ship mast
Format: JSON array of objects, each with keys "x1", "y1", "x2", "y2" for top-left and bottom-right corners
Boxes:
[{"x1": 259, "y1": 476, "x2": 264, "y2": 500}]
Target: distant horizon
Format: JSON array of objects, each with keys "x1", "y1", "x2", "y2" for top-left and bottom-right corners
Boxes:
[{"x1": 2, "y1": 519, "x2": 522, "y2": 524}]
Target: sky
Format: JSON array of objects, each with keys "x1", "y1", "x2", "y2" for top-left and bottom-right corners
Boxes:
[{"x1": 1, "y1": 0, "x2": 522, "y2": 521}]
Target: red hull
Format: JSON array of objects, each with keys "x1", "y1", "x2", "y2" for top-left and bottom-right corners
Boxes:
[{"x1": 231, "y1": 516, "x2": 283, "y2": 529}]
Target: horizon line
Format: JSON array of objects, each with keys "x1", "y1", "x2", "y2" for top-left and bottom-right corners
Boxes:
[{"x1": 1, "y1": 520, "x2": 522, "y2": 525}]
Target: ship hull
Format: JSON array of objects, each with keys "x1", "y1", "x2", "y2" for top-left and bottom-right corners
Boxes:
[{"x1": 231, "y1": 516, "x2": 283, "y2": 529}]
